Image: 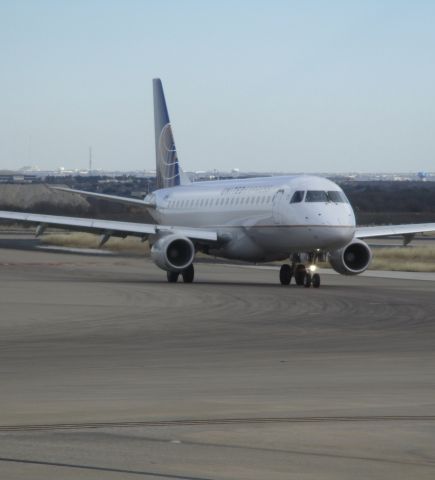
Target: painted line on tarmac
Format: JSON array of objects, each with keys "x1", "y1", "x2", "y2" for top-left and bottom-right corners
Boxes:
[{"x1": 0, "y1": 457, "x2": 214, "y2": 480}]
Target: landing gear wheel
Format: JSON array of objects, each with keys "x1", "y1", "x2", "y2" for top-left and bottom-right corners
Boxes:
[
  {"x1": 312, "y1": 273, "x2": 320, "y2": 288},
  {"x1": 304, "y1": 272, "x2": 312, "y2": 288},
  {"x1": 181, "y1": 264, "x2": 195, "y2": 283},
  {"x1": 294, "y1": 264, "x2": 306, "y2": 286},
  {"x1": 279, "y1": 264, "x2": 292, "y2": 285},
  {"x1": 167, "y1": 271, "x2": 179, "y2": 283}
]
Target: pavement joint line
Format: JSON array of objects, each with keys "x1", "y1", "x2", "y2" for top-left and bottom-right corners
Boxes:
[{"x1": 1, "y1": 416, "x2": 435, "y2": 432}]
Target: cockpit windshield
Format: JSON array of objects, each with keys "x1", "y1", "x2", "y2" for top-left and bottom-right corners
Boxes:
[
  {"x1": 290, "y1": 191, "x2": 305, "y2": 203},
  {"x1": 305, "y1": 191, "x2": 329, "y2": 202},
  {"x1": 305, "y1": 190, "x2": 349, "y2": 203},
  {"x1": 327, "y1": 191, "x2": 348, "y2": 203}
]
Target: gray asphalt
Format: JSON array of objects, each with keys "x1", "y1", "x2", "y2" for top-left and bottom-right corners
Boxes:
[{"x1": 0, "y1": 236, "x2": 435, "y2": 479}]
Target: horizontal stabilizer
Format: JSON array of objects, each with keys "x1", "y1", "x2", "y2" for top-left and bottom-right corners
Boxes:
[{"x1": 51, "y1": 186, "x2": 156, "y2": 208}]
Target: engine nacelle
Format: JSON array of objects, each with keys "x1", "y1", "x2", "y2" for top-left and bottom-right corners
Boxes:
[
  {"x1": 329, "y1": 239, "x2": 372, "y2": 275},
  {"x1": 150, "y1": 234, "x2": 195, "y2": 272}
]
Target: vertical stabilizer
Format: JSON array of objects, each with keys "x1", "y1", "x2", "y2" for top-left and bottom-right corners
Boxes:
[{"x1": 153, "y1": 79, "x2": 189, "y2": 189}]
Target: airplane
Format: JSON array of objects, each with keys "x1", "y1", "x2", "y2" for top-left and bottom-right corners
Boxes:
[{"x1": 1, "y1": 78, "x2": 435, "y2": 288}]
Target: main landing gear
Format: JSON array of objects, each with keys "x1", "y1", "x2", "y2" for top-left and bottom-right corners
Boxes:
[
  {"x1": 166, "y1": 264, "x2": 195, "y2": 283},
  {"x1": 279, "y1": 263, "x2": 321, "y2": 288}
]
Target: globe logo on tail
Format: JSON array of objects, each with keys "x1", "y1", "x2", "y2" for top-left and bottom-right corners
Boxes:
[{"x1": 157, "y1": 123, "x2": 180, "y2": 187}]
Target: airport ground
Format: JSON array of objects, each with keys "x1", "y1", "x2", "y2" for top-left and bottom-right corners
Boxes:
[{"x1": 0, "y1": 234, "x2": 435, "y2": 479}]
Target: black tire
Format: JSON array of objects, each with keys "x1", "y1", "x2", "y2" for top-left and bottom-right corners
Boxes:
[
  {"x1": 167, "y1": 271, "x2": 179, "y2": 283},
  {"x1": 312, "y1": 273, "x2": 320, "y2": 288},
  {"x1": 279, "y1": 264, "x2": 292, "y2": 285},
  {"x1": 304, "y1": 272, "x2": 312, "y2": 288},
  {"x1": 182, "y1": 264, "x2": 195, "y2": 283},
  {"x1": 294, "y1": 264, "x2": 306, "y2": 286}
]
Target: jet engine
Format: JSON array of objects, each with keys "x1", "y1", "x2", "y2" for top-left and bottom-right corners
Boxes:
[
  {"x1": 329, "y1": 239, "x2": 372, "y2": 275},
  {"x1": 150, "y1": 234, "x2": 195, "y2": 272}
]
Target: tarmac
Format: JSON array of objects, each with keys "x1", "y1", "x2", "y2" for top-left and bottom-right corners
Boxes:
[{"x1": 0, "y1": 234, "x2": 435, "y2": 479}]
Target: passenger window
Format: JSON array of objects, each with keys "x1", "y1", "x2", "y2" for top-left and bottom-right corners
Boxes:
[
  {"x1": 290, "y1": 191, "x2": 304, "y2": 203},
  {"x1": 305, "y1": 191, "x2": 329, "y2": 202}
]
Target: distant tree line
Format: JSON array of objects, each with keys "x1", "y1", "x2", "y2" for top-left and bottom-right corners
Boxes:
[{"x1": 339, "y1": 181, "x2": 435, "y2": 224}]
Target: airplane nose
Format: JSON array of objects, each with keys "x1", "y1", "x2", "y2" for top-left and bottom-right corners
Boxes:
[
  {"x1": 337, "y1": 205, "x2": 355, "y2": 226},
  {"x1": 337, "y1": 225, "x2": 355, "y2": 244}
]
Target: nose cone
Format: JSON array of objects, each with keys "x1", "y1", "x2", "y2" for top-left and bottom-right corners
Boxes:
[
  {"x1": 327, "y1": 204, "x2": 356, "y2": 248},
  {"x1": 339, "y1": 203, "x2": 356, "y2": 227},
  {"x1": 335, "y1": 224, "x2": 355, "y2": 246}
]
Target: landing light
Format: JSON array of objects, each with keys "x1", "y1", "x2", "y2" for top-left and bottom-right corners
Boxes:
[{"x1": 309, "y1": 265, "x2": 317, "y2": 273}]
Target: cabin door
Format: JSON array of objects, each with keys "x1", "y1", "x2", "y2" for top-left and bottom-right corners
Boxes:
[{"x1": 272, "y1": 188, "x2": 285, "y2": 224}]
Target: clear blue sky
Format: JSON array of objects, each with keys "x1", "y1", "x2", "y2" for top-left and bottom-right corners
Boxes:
[{"x1": 1, "y1": 0, "x2": 434, "y2": 173}]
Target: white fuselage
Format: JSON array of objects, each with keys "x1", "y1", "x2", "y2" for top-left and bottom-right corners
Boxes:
[{"x1": 145, "y1": 175, "x2": 356, "y2": 262}]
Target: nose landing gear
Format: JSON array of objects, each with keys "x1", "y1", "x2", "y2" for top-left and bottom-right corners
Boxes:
[
  {"x1": 279, "y1": 253, "x2": 322, "y2": 288},
  {"x1": 294, "y1": 264, "x2": 307, "y2": 286},
  {"x1": 279, "y1": 264, "x2": 293, "y2": 285}
]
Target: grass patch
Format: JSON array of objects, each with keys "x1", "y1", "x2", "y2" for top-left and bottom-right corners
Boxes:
[{"x1": 370, "y1": 246, "x2": 435, "y2": 272}]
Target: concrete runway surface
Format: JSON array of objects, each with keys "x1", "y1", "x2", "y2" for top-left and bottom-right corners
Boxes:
[{"x1": 0, "y1": 236, "x2": 435, "y2": 479}]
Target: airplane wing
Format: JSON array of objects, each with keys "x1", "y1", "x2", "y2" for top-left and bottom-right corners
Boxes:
[
  {"x1": 0, "y1": 210, "x2": 218, "y2": 242},
  {"x1": 355, "y1": 223, "x2": 435, "y2": 238},
  {"x1": 51, "y1": 186, "x2": 156, "y2": 208}
]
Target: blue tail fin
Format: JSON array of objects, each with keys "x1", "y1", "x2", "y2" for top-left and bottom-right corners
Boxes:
[{"x1": 153, "y1": 79, "x2": 189, "y2": 189}]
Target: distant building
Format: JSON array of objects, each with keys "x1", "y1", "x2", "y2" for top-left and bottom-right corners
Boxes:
[{"x1": 0, "y1": 170, "x2": 38, "y2": 183}]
